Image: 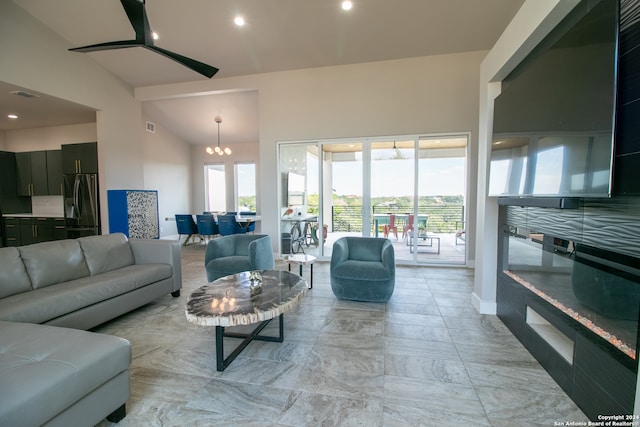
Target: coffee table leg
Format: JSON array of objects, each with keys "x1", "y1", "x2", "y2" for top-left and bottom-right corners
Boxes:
[
  {"x1": 215, "y1": 326, "x2": 225, "y2": 372},
  {"x1": 215, "y1": 314, "x2": 285, "y2": 371}
]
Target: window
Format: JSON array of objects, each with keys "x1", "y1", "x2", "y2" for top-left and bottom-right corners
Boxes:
[
  {"x1": 278, "y1": 134, "x2": 468, "y2": 265},
  {"x1": 235, "y1": 163, "x2": 256, "y2": 212},
  {"x1": 205, "y1": 164, "x2": 225, "y2": 212}
]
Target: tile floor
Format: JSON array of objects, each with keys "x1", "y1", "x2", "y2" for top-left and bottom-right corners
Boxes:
[{"x1": 96, "y1": 244, "x2": 588, "y2": 426}]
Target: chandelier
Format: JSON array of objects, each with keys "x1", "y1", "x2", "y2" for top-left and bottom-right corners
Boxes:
[{"x1": 206, "y1": 116, "x2": 231, "y2": 156}]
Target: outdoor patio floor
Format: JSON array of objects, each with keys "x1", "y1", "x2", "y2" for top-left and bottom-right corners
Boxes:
[{"x1": 290, "y1": 232, "x2": 467, "y2": 265}]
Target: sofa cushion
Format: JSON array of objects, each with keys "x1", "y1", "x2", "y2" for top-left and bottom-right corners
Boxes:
[
  {"x1": 78, "y1": 233, "x2": 135, "y2": 275},
  {"x1": 0, "y1": 321, "x2": 130, "y2": 427},
  {"x1": 0, "y1": 264, "x2": 172, "y2": 324},
  {"x1": 18, "y1": 240, "x2": 90, "y2": 289},
  {"x1": 0, "y1": 247, "x2": 32, "y2": 298},
  {"x1": 332, "y1": 260, "x2": 393, "y2": 282}
]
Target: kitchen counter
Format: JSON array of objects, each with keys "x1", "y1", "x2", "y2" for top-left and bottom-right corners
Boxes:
[{"x1": 4, "y1": 213, "x2": 64, "y2": 218}]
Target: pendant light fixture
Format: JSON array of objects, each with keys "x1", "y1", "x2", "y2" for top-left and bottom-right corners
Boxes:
[{"x1": 206, "y1": 116, "x2": 231, "y2": 156}]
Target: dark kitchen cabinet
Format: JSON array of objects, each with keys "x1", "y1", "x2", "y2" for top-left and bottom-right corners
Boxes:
[
  {"x1": 16, "y1": 151, "x2": 48, "y2": 196},
  {"x1": 46, "y1": 150, "x2": 63, "y2": 195},
  {"x1": 3, "y1": 216, "x2": 65, "y2": 246},
  {"x1": 19, "y1": 217, "x2": 54, "y2": 245},
  {"x1": 53, "y1": 218, "x2": 66, "y2": 240},
  {"x1": 3, "y1": 217, "x2": 21, "y2": 247},
  {"x1": 0, "y1": 151, "x2": 31, "y2": 215},
  {"x1": 62, "y1": 142, "x2": 98, "y2": 174},
  {"x1": 16, "y1": 150, "x2": 62, "y2": 196},
  {"x1": 15, "y1": 153, "x2": 30, "y2": 196}
]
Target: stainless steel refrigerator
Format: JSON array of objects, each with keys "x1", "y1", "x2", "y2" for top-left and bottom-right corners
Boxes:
[{"x1": 64, "y1": 174, "x2": 100, "y2": 238}]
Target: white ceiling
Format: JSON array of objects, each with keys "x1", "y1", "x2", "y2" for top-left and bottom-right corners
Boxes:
[
  {"x1": 0, "y1": 81, "x2": 96, "y2": 132},
  {"x1": 4, "y1": 0, "x2": 525, "y2": 145}
]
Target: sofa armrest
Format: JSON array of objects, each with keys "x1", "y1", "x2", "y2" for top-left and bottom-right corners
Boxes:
[{"x1": 129, "y1": 239, "x2": 182, "y2": 292}]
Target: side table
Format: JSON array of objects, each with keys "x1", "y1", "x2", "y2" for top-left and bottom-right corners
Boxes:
[{"x1": 286, "y1": 254, "x2": 316, "y2": 289}]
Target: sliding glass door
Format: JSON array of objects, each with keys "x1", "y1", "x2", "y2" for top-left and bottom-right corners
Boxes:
[
  {"x1": 414, "y1": 136, "x2": 467, "y2": 264},
  {"x1": 278, "y1": 134, "x2": 467, "y2": 265},
  {"x1": 370, "y1": 140, "x2": 416, "y2": 261},
  {"x1": 279, "y1": 144, "x2": 322, "y2": 255}
]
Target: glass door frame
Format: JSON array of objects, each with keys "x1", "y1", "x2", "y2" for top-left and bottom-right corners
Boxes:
[{"x1": 277, "y1": 132, "x2": 469, "y2": 265}]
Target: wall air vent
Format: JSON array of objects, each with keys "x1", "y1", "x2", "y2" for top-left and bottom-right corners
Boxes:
[
  {"x1": 9, "y1": 90, "x2": 39, "y2": 98},
  {"x1": 146, "y1": 121, "x2": 156, "y2": 133}
]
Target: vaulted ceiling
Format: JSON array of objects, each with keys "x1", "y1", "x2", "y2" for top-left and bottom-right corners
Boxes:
[{"x1": 4, "y1": 0, "x2": 525, "y2": 144}]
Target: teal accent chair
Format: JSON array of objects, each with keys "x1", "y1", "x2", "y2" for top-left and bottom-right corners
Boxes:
[
  {"x1": 204, "y1": 234, "x2": 274, "y2": 282},
  {"x1": 330, "y1": 237, "x2": 395, "y2": 302}
]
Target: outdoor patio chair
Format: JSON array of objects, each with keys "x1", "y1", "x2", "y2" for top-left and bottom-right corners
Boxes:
[
  {"x1": 384, "y1": 214, "x2": 398, "y2": 240},
  {"x1": 402, "y1": 214, "x2": 414, "y2": 240}
]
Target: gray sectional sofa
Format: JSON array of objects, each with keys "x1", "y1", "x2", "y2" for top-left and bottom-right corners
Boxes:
[{"x1": 0, "y1": 232, "x2": 182, "y2": 426}]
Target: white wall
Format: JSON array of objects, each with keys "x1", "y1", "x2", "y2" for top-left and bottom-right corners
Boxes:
[
  {"x1": 142, "y1": 113, "x2": 193, "y2": 237},
  {"x1": 139, "y1": 51, "x2": 486, "y2": 257},
  {"x1": 4, "y1": 123, "x2": 97, "y2": 152},
  {"x1": 0, "y1": 1, "x2": 145, "y2": 233}
]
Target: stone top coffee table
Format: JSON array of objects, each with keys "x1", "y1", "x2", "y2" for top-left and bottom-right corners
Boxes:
[{"x1": 186, "y1": 270, "x2": 307, "y2": 371}]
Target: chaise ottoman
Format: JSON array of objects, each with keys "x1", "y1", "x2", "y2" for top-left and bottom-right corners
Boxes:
[{"x1": 0, "y1": 321, "x2": 131, "y2": 427}]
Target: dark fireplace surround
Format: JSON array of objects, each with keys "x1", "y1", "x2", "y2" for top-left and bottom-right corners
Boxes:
[
  {"x1": 497, "y1": 200, "x2": 640, "y2": 420},
  {"x1": 494, "y1": 0, "x2": 640, "y2": 419}
]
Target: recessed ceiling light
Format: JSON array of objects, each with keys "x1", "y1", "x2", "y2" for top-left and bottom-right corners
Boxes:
[
  {"x1": 234, "y1": 16, "x2": 245, "y2": 26},
  {"x1": 152, "y1": 31, "x2": 159, "y2": 40},
  {"x1": 7, "y1": 114, "x2": 18, "y2": 119},
  {"x1": 341, "y1": 1, "x2": 353, "y2": 11}
]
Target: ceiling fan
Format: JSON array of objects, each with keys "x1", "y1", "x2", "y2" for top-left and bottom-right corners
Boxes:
[{"x1": 69, "y1": 0, "x2": 218, "y2": 78}]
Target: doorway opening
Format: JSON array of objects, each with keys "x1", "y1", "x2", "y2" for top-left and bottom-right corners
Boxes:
[{"x1": 278, "y1": 134, "x2": 468, "y2": 265}]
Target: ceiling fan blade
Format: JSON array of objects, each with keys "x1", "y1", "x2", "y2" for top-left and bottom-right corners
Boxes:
[
  {"x1": 70, "y1": 0, "x2": 220, "y2": 78},
  {"x1": 120, "y1": 0, "x2": 149, "y2": 42},
  {"x1": 69, "y1": 40, "x2": 144, "y2": 52},
  {"x1": 145, "y1": 45, "x2": 219, "y2": 78}
]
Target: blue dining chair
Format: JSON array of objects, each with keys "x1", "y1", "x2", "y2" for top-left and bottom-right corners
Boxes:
[
  {"x1": 196, "y1": 214, "x2": 219, "y2": 242},
  {"x1": 217, "y1": 214, "x2": 246, "y2": 235},
  {"x1": 242, "y1": 212, "x2": 257, "y2": 233},
  {"x1": 175, "y1": 214, "x2": 200, "y2": 246}
]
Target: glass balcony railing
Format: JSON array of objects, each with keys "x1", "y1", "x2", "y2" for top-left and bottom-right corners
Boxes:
[{"x1": 309, "y1": 204, "x2": 465, "y2": 234}]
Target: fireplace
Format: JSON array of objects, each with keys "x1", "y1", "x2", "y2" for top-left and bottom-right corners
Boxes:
[
  {"x1": 504, "y1": 231, "x2": 639, "y2": 359},
  {"x1": 497, "y1": 202, "x2": 640, "y2": 420}
]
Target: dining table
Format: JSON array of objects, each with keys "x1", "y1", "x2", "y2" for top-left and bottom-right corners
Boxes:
[{"x1": 234, "y1": 214, "x2": 261, "y2": 228}]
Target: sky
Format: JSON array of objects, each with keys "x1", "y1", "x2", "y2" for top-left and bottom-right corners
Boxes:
[{"x1": 311, "y1": 156, "x2": 465, "y2": 197}]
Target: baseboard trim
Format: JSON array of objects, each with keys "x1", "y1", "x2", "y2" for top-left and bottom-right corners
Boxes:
[{"x1": 471, "y1": 292, "x2": 497, "y2": 314}]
